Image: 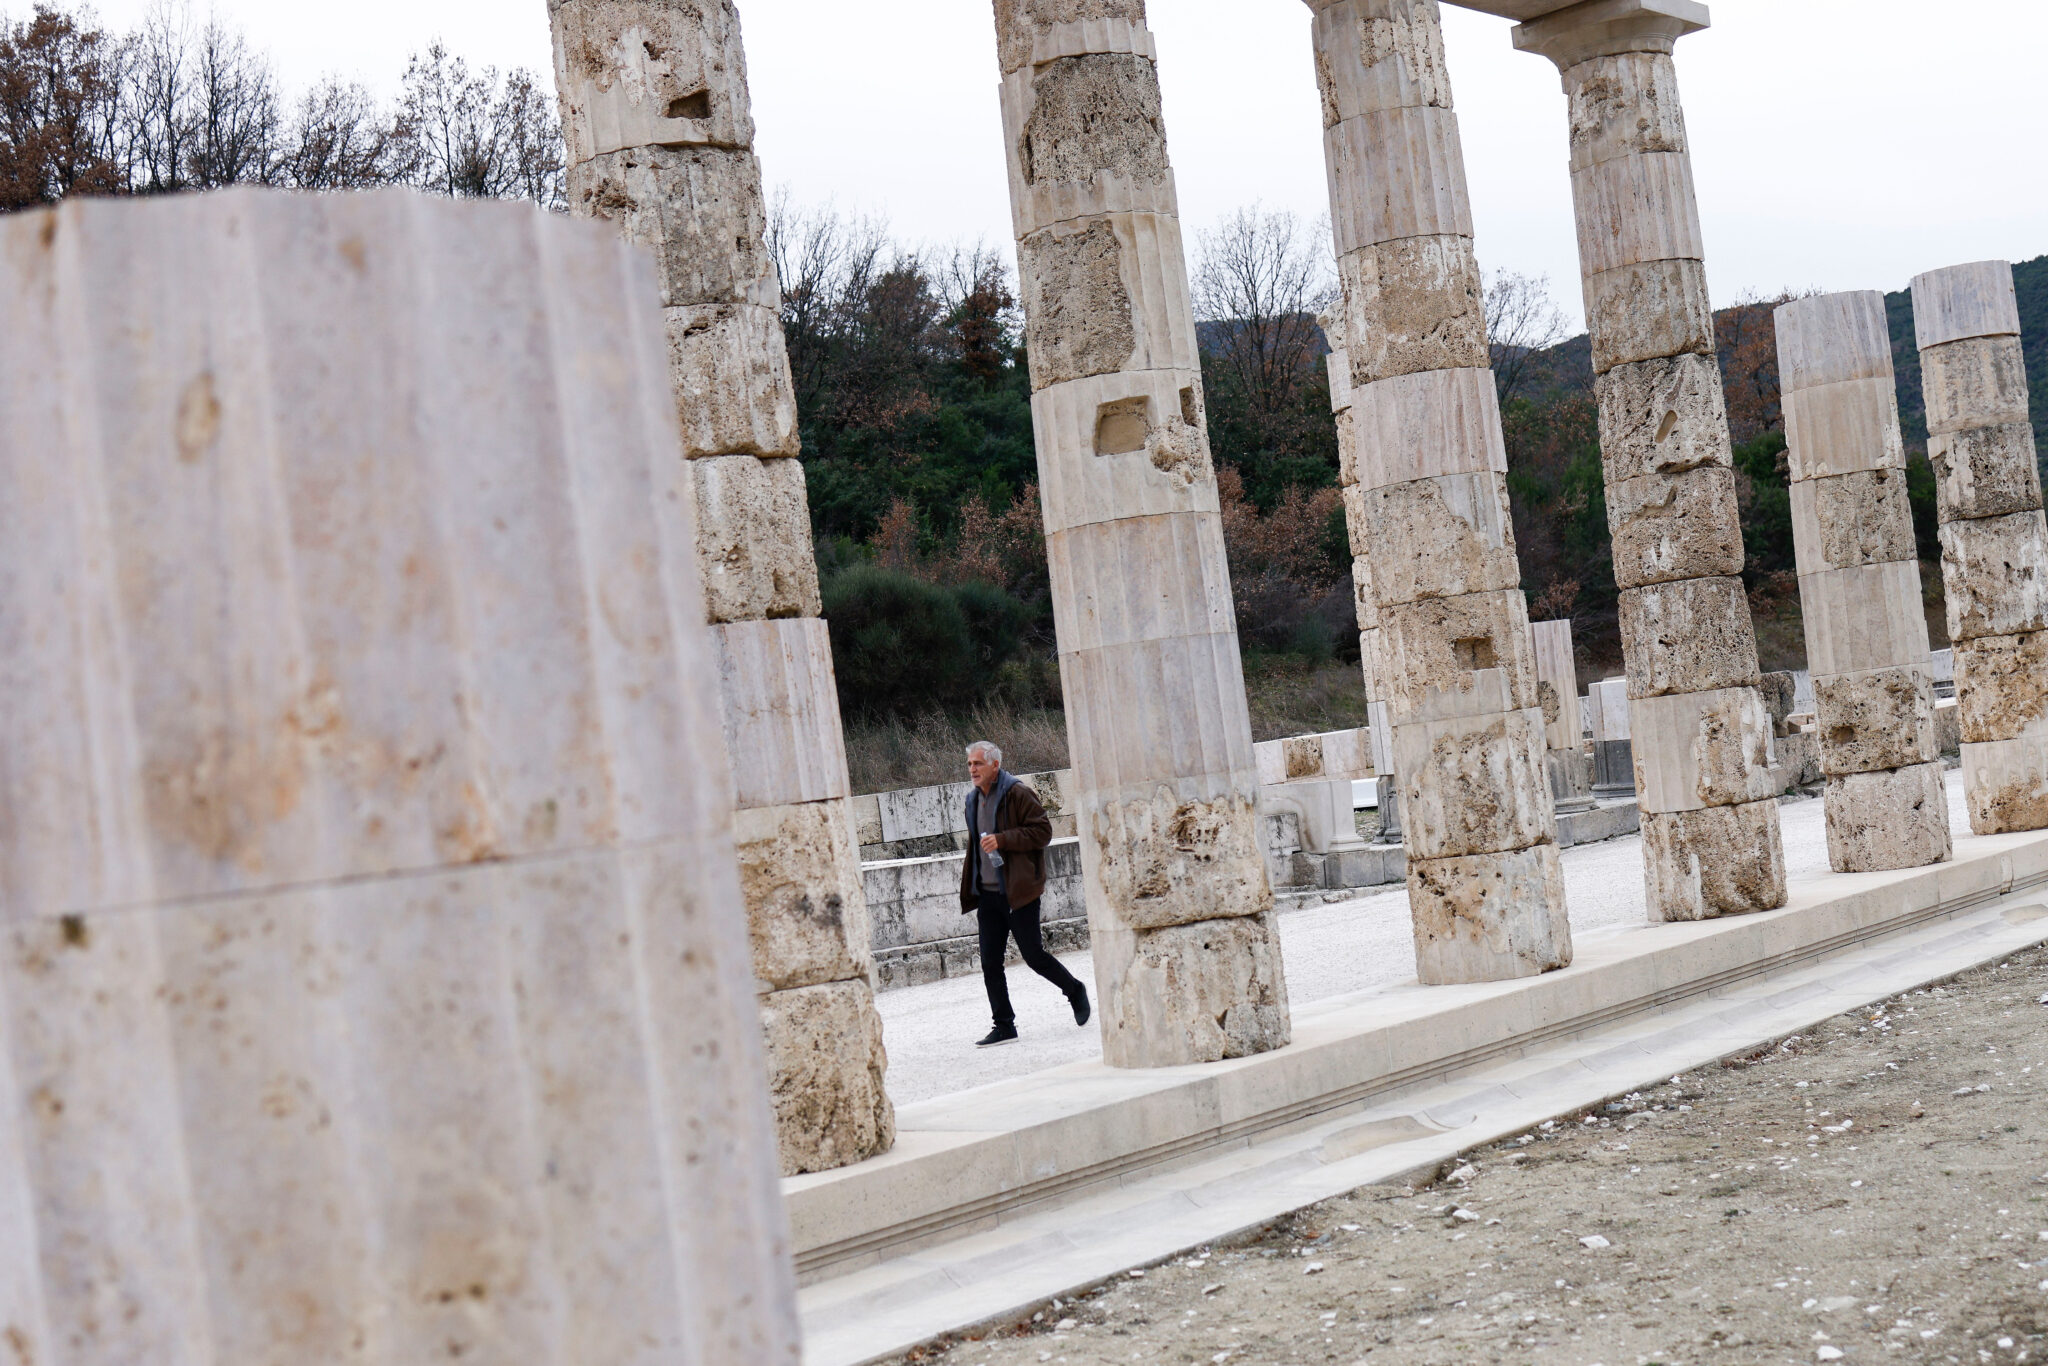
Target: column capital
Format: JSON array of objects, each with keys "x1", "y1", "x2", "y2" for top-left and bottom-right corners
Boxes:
[{"x1": 1512, "y1": 0, "x2": 1709, "y2": 70}]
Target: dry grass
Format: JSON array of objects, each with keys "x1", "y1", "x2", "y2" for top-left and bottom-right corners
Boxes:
[{"x1": 1242, "y1": 658, "x2": 1371, "y2": 742}]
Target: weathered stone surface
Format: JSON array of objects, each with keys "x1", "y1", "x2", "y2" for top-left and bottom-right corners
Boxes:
[
  {"x1": 1799, "y1": 561, "x2": 1933, "y2": 677},
  {"x1": 567, "y1": 144, "x2": 776, "y2": 308},
  {"x1": 1353, "y1": 555, "x2": 1379, "y2": 631},
  {"x1": 690, "y1": 454, "x2": 823, "y2": 623},
  {"x1": 1812, "y1": 665, "x2": 1940, "y2": 775},
  {"x1": 1823, "y1": 762, "x2": 1952, "y2": 874},
  {"x1": 1045, "y1": 512, "x2": 1232, "y2": 651},
  {"x1": 1375, "y1": 589, "x2": 1541, "y2": 714},
  {"x1": 1018, "y1": 53, "x2": 1166, "y2": 190},
  {"x1": 735, "y1": 799, "x2": 873, "y2": 992},
  {"x1": 1346, "y1": 366, "x2": 1506, "y2": 489},
  {"x1": 1570, "y1": 150, "x2": 1703, "y2": 277},
  {"x1": 1938, "y1": 511, "x2": 2048, "y2": 642},
  {"x1": 1920, "y1": 335, "x2": 2031, "y2": 436},
  {"x1": 1339, "y1": 234, "x2": 1487, "y2": 385},
  {"x1": 1759, "y1": 670, "x2": 1798, "y2": 734},
  {"x1": 1561, "y1": 50, "x2": 1688, "y2": 173},
  {"x1": 1929, "y1": 423, "x2": 2043, "y2": 522},
  {"x1": 1789, "y1": 466, "x2": 1917, "y2": 576},
  {"x1": 713, "y1": 617, "x2": 853, "y2": 809},
  {"x1": 1100, "y1": 912, "x2": 1290, "y2": 1068},
  {"x1": 548, "y1": 0, "x2": 753, "y2": 161},
  {"x1": 1409, "y1": 843, "x2": 1572, "y2": 985},
  {"x1": 1594, "y1": 352, "x2": 1732, "y2": 483},
  {"x1": 1032, "y1": 370, "x2": 1216, "y2": 533},
  {"x1": 1391, "y1": 706, "x2": 1555, "y2": 859},
  {"x1": 1960, "y1": 734, "x2": 2048, "y2": 835},
  {"x1": 1953, "y1": 630, "x2": 2048, "y2": 744},
  {"x1": 994, "y1": 0, "x2": 1149, "y2": 76},
  {"x1": 1782, "y1": 376, "x2": 1907, "y2": 481},
  {"x1": 1310, "y1": 0, "x2": 1452, "y2": 124},
  {"x1": 1774, "y1": 289, "x2": 1892, "y2": 392},
  {"x1": 1365, "y1": 471, "x2": 1522, "y2": 604},
  {"x1": 1323, "y1": 105, "x2": 1473, "y2": 254},
  {"x1": 1019, "y1": 212, "x2": 1197, "y2": 386},
  {"x1": 1531, "y1": 617, "x2": 1581, "y2": 752},
  {"x1": 1911, "y1": 259, "x2": 2023, "y2": 350},
  {"x1": 1606, "y1": 464, "x2": 1743, "y2": 588},
  {"x1": 1084, "y1": 781, "x2": 1271, "y2": 929},
  {"x1": 663, "y1": 301, "x2": 799, "y2": 457},
  {"x1": 1630, "y1": 686, "x2": 1778, "y2": 814},
  {"x1": 1641, "y1": 799, "x2": 1788, "y2": 922},
  {"x1": 760, "y1": 979, "x2": 894, "y2": 1176},
  {"x1": 1616, "y1": 576, "x2": 1762, "y2": 698},
  {"x1": 1584, "y1": 256, "x2": 1714, "y2": 375}
]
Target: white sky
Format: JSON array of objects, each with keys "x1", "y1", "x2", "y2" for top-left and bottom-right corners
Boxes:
[{"x1": 76, "y1": 0, "x2": 2048, "y2": 328}]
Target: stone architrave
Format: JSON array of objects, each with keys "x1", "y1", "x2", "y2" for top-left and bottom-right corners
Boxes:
[
  {"x1": 1911, "y1": 261, "x2": 2048, "y2": 834},
  {"x1": 0, "y1": 189, "x2": 800, "y2": 1363},
  {"x1": 995, "y1": 0, "x2": 1289, "y2": 1065},
  {"x1": 1308, "y1": 0, "x2": 1571, "y2": 983},
  {"x1": 1515, "y1": 0, "x2": 1787, "y2": 921},
  {"x1": 548, "y1": 0, "x2": 892, "y2": 1172},
  {"x1": 1776, "y1": 292, "x2": 1952, "y2": 872}
]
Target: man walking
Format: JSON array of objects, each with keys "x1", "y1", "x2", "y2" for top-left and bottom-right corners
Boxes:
[{"x1": 962, "y1": 741, "x2": 1090, "y2": 1046}]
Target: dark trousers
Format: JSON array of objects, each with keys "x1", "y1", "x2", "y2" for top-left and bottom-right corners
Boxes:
[{"x1": 976, "y1": 889, "x2": 1082, "y2": 1028}]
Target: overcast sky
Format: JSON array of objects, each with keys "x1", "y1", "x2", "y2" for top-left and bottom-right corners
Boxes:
[{"x1": 77, "y1": 0, "x2": 2048, "y2": 328}]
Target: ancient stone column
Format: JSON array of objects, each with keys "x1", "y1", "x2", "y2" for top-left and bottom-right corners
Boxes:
[
  {"x1": 1516, "y1": 0, "x2": 1786, "y2": 921},
  {"x1": 0, "y1": 188, "x2": 799, "y2": 1363},
  {"x1": 1531, "y1": 619, "x2": 1594, "y2": 812},
  {"x1": 1776, "y1": 292, "x2": 1952, "y2": 872},
  {"x1": 1911, "y1": 261, "x2": 2048, "y2": 834},
  {"x1": 1309, "y1": 0, "x2": 1571, "y2": 982},
  {"x1": 548, "y1": 0, "x2": 891, "y2": 1171},
  {"x1": 994, "y1": 0, "x2": 1288, "y2": 1065}
]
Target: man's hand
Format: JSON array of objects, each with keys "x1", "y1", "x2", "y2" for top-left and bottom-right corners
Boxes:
[{"x1": 980, "y1": 833, "x2": 999, "y2": 853}]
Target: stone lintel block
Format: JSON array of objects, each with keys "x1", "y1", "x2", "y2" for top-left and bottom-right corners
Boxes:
[
  {"x1": 1774, "y1": 290, "x2": 1891, "y2": 393},
  {"x1": 1409, "y1": 842, "x2": 1571, "y2": 985},
  {"x1": 1375, "y1": 589, "x2": 1541, "y2": 716},
  {"x1": 1812, "y1": 664, "x2": 1940, "y2": 776},
  {"x1": 1781, "y1": 376, "x2": 1906, "y2": 482},
  {"x1": 760, "y1": 978, "x2": 895, "y2": 1175},
  {"x1": 1346, "y1": 366, "x2": 1507, "y2": 491},
  {"x1": 1059, "y1": 633, "x2": 1257, "y2": 792},
  {"x1": 1953, "y1": 630, "x2": 2048, "y2": 745},
  {"x1": 1938, "y1": 511, "x2": 2048, "y2": 643},
  {"x1": 1616, "y1": 576, "x2": 1761, "y2": 698},
  {"x1": 1920, "y1": 335, "x2": 2031, "y2": 437},
  {"x1": 1097, "y1": 911, "x2": 1290, "y2": 1068},
  {"x1": 1558, "y1": 51, "x2": 1690, "y2": 174},
  {"x1": 1799, "y1": 561, "x2": 1937, "y2": 677},
  {"x1": 1630, "y1": 686, "x2": 1777, "y2": 815},
  {"x1": 1594, "y1": 352, "x2": 1732, "y2": 484},
  {"x1": 1083, "y1": 778, "x2": 1272, "y2": 929},
  {"x1": 1569, "y1": 150, "x2": 1704, "y2": 278},
  {"x1": 1641, "y1": 797, "x2": 1788, "y2": 923},
  {"x1": 1019, "y1": 212, "x2": 1199, "y2": 389},
  {"x1": 549, "y1": 0, "x2": 754, "y2": 163},
  {"x1": 1031, "y1": 369, "x2": 1217, "y2": 533},
  {"x1": 1390, "y1": 705, "x2": 1556, "y2": 860},
  {"x1": 690, "y1": 454, "x2": 824, "y2": 623},
  {"x1": 1324, "y1": 105, "x2": 1474, "y2": 257},
  {"x1": 1046, "y1": 511, "x2": 1233, "y2": 652},
  {"x1": 1583, "y1": 256, "x2": 1714, "y2": 376},
  {"x1": 1960, "y1": 733, "x2": 2048, "y2": 836},
  {"x1": 1311, "y1": 0, "x2": 1452, "y2": 125},
  {"x1": 1001, "y1": 50, "x2": 1175, "y2": 239},
  {"x1": 664, "y1": 302, "x2": 799, "y2": 458},
  {"x1": 735, "y1": 798, "x2": 872, "y2": 992},
  {"x1": 1607, "y1": 464, "x2": 1743, "y2": 589},
  {"x1": 1911, "y1": 260, "x2": 2022, "y2": 350},
  {"x1": 566, "y1": 144, "x2": 776, "y2": 310},
  {"x1": 994, "y1": 1, "x2": 1152, "y2": 77},
  {"x1": 1365, "y1": 471, "x2": 1523, "y2": 606},
  {"x1": 1822, "y1": 762, "x2": 1953, "y2": 875},
  {"x1": 1788, "y1": 467, "x2": 1917, "y2": 577},
  {"x1": 713, "y1": 617, "x2": 852, "y2": 810},
  {"x1": 1339, "y1": 235, "x2": 1487, "y2": 387},
  {"x1": 1929, "y1": 423, "x2": 2043, "y2": 523}
]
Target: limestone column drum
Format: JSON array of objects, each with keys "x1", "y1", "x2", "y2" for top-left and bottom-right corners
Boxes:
[
  {"x1": 1911, "y1": 261, "x2": 2048, "y2": 834},
  {"x1": 1531, "y1": 619, "x2": 1594, "y2": 812},
  {"x1": 1776, "y1": 292, "x2": 1951, "y2": 872},
  {"x1": 1516, "y1": 0, "x2": 1786, "y2": 921},
  {"x1": 0, "y1": 188, "x2": 800, "y2": 1364},
  {"x1": 994, "y1": 0, "x2": 1289, "y2": 1065},
  {"x1": 548, "y1": 0, "x2": 892, "y2": 1171},
  {"x1": 1308, "y1": 0, "x2": 1571, "y2": 983}
]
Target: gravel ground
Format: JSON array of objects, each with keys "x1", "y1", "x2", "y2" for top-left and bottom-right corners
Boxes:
[{"x1": 887, "y1": 940, "x2": 2048, "y2": 1366}]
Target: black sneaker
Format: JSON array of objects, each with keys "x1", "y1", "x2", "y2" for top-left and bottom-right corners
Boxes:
[
  {"x1": 976, "y1": 1025, "x2": 1019, "y2": 1047},
  {"x1": 1069, "y1": 985, "x2": 1092, "y2": 1028}
]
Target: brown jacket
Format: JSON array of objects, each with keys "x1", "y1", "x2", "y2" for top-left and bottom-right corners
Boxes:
[{"x1": 960, "y1": 774, "x2": 1053, "y2": 911}]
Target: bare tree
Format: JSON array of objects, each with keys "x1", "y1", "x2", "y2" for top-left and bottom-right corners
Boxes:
[
  {"x1": 278, "y1": 78, "x2": 398, "y2": 190},
  {"x1": 0, "y1": 4, "x2": 123, "y2": 209},
  {"x1": 394, "y1": 44, "x2": 561, "y2": 207},
  {"x1": 1485, "y1": 269, "x2": 1571, "y2": 406},
  {"x1": 183, "y1": 17, "x2": 279, "y2": 187}
]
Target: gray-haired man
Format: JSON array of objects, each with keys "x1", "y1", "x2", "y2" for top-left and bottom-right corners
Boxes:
[{"x1": 961, "y1": 741, "x2": 1089, "y2": 1046}]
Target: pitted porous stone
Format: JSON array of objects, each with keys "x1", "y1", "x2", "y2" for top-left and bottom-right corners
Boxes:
[
  {"x1": 734, "y1": 799, "x2": 871, "y2": 992},
  {"x1": 1391, "y1": 707, "x2": 1555, "y2": 860},
  {"x1": 1954, "y1": 630, "x2": 2048, "y2": 744},
  {"x1": 1339, "y1": 235, "x2": 1487, "y2": 386},
  {"x1": 1409, "y1": 843, "x2": 1571, "y2": 985},
  {"x1": 1310, "y1": 0, "x2": 1452, "y2": 125},
  {"x1": 1105, "y1": 912, "x2": 1289, "y2": 1067},
  {"x1": 1020, "y1": 218, "x2": 1136, "y2": 385},
  {"x1": 1641, "y1": 799, "x2": 1787, "y2": 922},
  {"x1": 1960, "y1": 734, "x2": 2048, "y2": 835},
  {"x1": 994, "y1": 0, "x2": 1147, "y2": 75},
  {"x1": 1563, "y1": 51, "x2": 1687, "y2": 172},
  {"x1": 663, "y1": 302, "x2": 799, "y2": 457},
  {"x1": 1352, "y1": 556, "x2": 1378, "y2": 631},
  {"x1": 1584, "y1": 257, "x2": 1714, "y2": 375},
  {"x1": 1019, "y1": 53, "x2": 1167, "y2": 189},
  {"x1": 1593, "y1": 352, "x2": 1732, "y2": 483},
  {"x1": 689, "y1": 455, "x2": 823, "y2": 623},
  {"x1": 1364, "y1": 471, "x2": 1522, "y2": 604},
  {"x1": 548, "y1": 0, "x2": 753, "y2": 162},
  {"x1": 1813, "y1": 665, "x2": 1939, "y2": 775},
  {"x1": 1089, "y1": 785, "x2": 1271, "y2": 930},
  {"x1": 1606, "y1": 464, "x2": 1743, "y2": 589},
  {"x1": 1822, "y1": 762, "x2": 1952, "y2": 874},
  {"x1": 1374, "y1": 590, "x2": 1541, "y2": 714},
  {"x1": 1790, "y1": 467, "x2": 1917, "y2": 576},
  {"x1": 1630, "y1": 686, "x2": 1777, "y2": 814},
  {"x1": 568, "y1": 146, "x2": 775, "y2": 309},
  {"x1": 1938, "y1": 511, "x2": 2048, "y2": 643},
  {"x1": 760, "y1": 978, "x2": 895, "y2": 1176},
  {"x1": 1920, "y1": 335, "x2": 2031, "y2": 436},
  {"x1": 1929, "y1": 423, "x2": 2043, "y2": 522},
  {"x1": 1616, "y1": 576, "x2": 1762, "y2": 698}
]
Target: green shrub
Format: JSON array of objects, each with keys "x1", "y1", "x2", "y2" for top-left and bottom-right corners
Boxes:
[{"x1": 823, "y1": 566, "x2": 974, "y2": 719}]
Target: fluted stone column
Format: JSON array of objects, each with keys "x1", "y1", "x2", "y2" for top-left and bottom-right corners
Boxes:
[
  {"x1": 548, "y1": 0, "x2": 891, "y2": 1173},
  {"x1": 1911, "y1": 261, "x2": 2048, "y2": 834},
  {"x1": 0, "y1": 189, "x2": 799, "y2": 1363},
  {"x1": 1309, "y1": 0, "x2": 1571, "y2": 982},
  {"x1": 1516, "y1": 0, "x2": 1786, "y2": 921},
  {"x1": 1532, "y1": 619, "x2": 1595, "y2": 812},
  {"x1": 1776, "y1": 292, "x2": 1952, "y2": 872},
  {"x1": 994, "y1": 0, "x2": 1288, "y2": 1066}
]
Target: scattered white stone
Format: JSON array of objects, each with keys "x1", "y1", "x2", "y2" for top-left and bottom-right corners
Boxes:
[
  {"x1": 1304, "y1": 1262, "x2": 1324, "y2": 1275},
  {"x1": 1055, "y1": 1319, "x2": 1076, "y2": 1332},
  {"x1": 1341, "y1": 1224, "x2": 1360, "y2": 1232},
  {"x1": 1816, "y1": 1296, "x2": 1858, "y2": 1313},
  {"x1": 1201, "y1": 1283, "x2": 1223, "y2": 1296},
  {"x1": 2000, "y1": 1338, "x2": 2015, "y2": 1349},
  {"x1": 1450, "y1": 1164, "x2": 1476, "y2": 1184},
  {"x1": 1805, "y1": 1298, "x2": 1819, "y2": 1309},
  {"x1": 1579, "y1": 1235, "x2": 1611, "y2": 1250},
  {"x1": 1818, "y1": 1348, "x2": 1844, "y2": 1361},
  {"x1": 1211, "y1": 1353, "x2": 1232, "y2": 1364},
  {"x1": 1127, "y1": 1269, "x2": 1144, "y2": 1278},
  {"x1": 1452, "y1": 1209, "x2": 1481, "y2": 1223}
]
